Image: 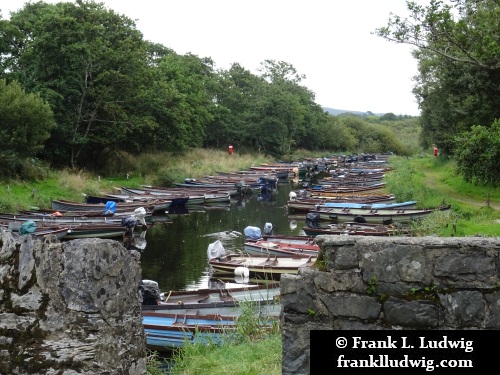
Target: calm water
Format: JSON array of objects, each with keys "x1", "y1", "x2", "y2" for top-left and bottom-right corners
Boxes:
[{"x1": 138, "y1": 181, "x2": 305, "y2": 292}]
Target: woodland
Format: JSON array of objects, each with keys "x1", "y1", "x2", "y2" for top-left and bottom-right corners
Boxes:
[{"x1": 0, "y1": 0, "x2": 499, "y2": 186}]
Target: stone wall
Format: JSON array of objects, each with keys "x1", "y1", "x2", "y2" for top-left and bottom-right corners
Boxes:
[
  {"x1": 281, "y1": 236, "x2": 500, "y2": 375},
  {"x1": 0, "y1": 229, "x2": 146, "y2": 375}
]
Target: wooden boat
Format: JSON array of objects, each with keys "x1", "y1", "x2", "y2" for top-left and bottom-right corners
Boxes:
[
  {"x1": 315, "y1": 177, "x2": 385, "y2": 186},
  {"x1": 287, "y1": 199, "x2": 417, "y2": 213},
  {"x1": 311, "y1": 181, "x2": 386, "y2": 189},
  {"x1": 63, "y1": 224, "x2": 128, "y2": 239},
  {"x1": 0, "y1": 212, "x2": 153, "y2": 228},
  {"x1": 209, "y1": 253, "x2": 317, "y2": 280},
  {"x1": 243, "y1": 239, "x2": 319, "y2": 256},
  {"x1": 19, "y1": 207, "x2": 154, "y2": 219},
  {"x1": 305, "y1": 193, "x2": 395, "y2": 202},
  {"x1": 301, "y1": 205, "x2": 452, "y2": 224},
  {"x1": 142, "y1": 310, "x2": 276, "y2": 351},
  {"x1": 302, "y1": 222, "x2": 413, "y2": 237},
  {"x1": 1, "y1": 222, "x2": 70, "y2": 240},
  {"x1": 97, "y1": 194, "x2": 187, "y2": 212},
  {"x1": 136, "y1": 185, "x2": 241, "y2": 198},
  {"x1": 118, "y1": 187, "x2": 191, "y2": 206},
  {"x1": 217, "y1": 170, "x2": 289, "y2": 180},
  {"x1": 51, "y1": 198, "x2": 156, "y2": 212},
  {"x1": 119, "y1": 186, "x2": 231, "y2": 205},
  {"x1": 142, "y1": 283, "x2": 281, "y2": 313},
  {"x1": 173, "y1": 179, "x2": 255, "y2": 191},
  {"x1": 202, "y1": 174, "x2": 278, "y2": 185},
  {"x1": 306, "y1": 184, "x2": 388, "y2": 196},
  {"x1": 249, "y1": 164, "x2": 297, "y2": 174}
]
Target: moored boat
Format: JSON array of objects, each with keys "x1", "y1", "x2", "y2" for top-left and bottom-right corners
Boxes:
[
  {"x1": 287, "y1": 199, "x2": 417, "y2": 213},
  {"x1": 209, "y1": 253, "x2": 316, "y2": 280},
  {"x1": 243, "y1": 238, "x2": 319, "y2": 256},
  {"x1": 142, "y1": 282, "x2": 281, "y2": 314},
  {"x1": 300, "y1": 205, "x2": 451, "y2": 224},
  {"x1": 302, "y1": 221, "x2": 413, "y2": 237},
  {"x1": 142, "y1": 310, "x2": 277, "y2": 351}
]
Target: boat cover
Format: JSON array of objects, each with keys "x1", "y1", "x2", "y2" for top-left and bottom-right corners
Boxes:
[
  {"x1": 19, "y1": 220, "x2": 37, "y2": 235},
  {"x1": 207, "y1": 239, "x2": 226, "y2": 260},
  {"x1": 104, "y1": 201, "x2": 116, "y2": 214},
  {"x1": 244, "y1": 226, "x2": 262, "y2": 240},
  {"x1": 263, "y1": 222, "x2": 274, "y2": 235},
  {"x1": 139, "y1": 280, "x2": 161, "y2": 305},
  {"x1": 305, "y1": 212, "x2": 321, "y2": 229},
  {"x1": 121, "y1": 216, "x2": 137, "y2": 228}
]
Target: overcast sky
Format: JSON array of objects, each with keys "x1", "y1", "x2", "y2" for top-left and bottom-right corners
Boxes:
[{"x1": 2, "y1": 0, "x2": 424, "y2": 116}]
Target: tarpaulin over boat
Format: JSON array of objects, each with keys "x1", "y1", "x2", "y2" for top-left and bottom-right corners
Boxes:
[
  {"x1": 244, "y1": 226, "x2": 261, "y2": 240},
  {"x1": 207, "y1": 240, "x2": 226, "y2": 260},
  {"x1": 20, "y1": 220, "x2": 37, "y2": 235},
  {"x1": 104, "y1": 201, "x2": 116, "y2": 214},
  {"x1": 305, "y1": 212, "x2": 321, "y2": 229}
]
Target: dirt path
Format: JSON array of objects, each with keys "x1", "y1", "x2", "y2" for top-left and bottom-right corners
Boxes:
[{"x1": 424, "y1": 171, "x2": 500, "y2": 211}]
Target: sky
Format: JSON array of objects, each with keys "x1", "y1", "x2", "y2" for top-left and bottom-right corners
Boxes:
[{"x1": 2, "y1": 0, "x2": 423, "y2": 116}]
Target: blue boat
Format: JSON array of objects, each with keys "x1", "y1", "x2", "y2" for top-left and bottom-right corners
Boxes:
[{"x1": 143, "y1": 310, "x2": 277, "y2": 351}]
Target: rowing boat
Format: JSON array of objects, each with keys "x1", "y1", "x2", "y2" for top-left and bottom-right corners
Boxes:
[
  {"x1": 209, "y1": 253, "x2": 316, "y2": 280},
  {"x1": 301, "y1": 205, "x2": 451, "y2": 224}
]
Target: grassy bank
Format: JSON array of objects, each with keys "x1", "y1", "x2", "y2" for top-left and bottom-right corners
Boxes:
[
  {"x1": 386, "y1": 155, "x2": 500, "y2": 237},
  {"x1": 0, "y1": 149, "x2": 272, "y2": 212}
]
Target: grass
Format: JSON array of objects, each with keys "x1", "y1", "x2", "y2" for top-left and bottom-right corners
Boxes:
[
  {"x1": 167, "y1": 333, "x2": 282, "y2": 375},
  {"x1": 0, "y1": 149, "x2": 273, "y2": 212},
  {"x1": 386, "y1": 155, "x2": 500, "y2": 237}
]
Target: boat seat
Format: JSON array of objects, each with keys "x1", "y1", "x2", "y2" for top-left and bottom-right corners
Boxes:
[
  {"x1": 258, "y1": 255, "x2": 278, "y2": 267},
  {"x1": 258, "y1": 260, "x2": 278, "y2": 267}
]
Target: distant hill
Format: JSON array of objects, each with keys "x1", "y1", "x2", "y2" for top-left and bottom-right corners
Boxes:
[{"x1": 322, "y1": 107, "x2": 384, "y2": 117}]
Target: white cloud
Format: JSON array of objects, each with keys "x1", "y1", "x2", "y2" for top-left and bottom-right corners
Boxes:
[{"x1": 2, "y1": 0, "x2": 423, "y2": 115}]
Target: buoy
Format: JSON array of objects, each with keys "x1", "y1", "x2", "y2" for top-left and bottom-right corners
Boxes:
[{"x1": 234, "y1": 266, "x2": 249, "y2": 278}]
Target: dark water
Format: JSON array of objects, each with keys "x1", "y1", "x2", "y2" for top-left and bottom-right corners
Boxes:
[{"x1": 138, "y1": 181, "x2": 304, "y2": 292}]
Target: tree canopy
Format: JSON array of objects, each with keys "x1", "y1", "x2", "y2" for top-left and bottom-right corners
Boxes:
[
  {"x1": 0, "y1": 79, "x2": 55, "y2": 157},
  {"x1": 0, "y1": 0, "x2": 417, "y2": 176},
  {"x1": 375, "y1": 0, "x2": 499, "y2": 183}
]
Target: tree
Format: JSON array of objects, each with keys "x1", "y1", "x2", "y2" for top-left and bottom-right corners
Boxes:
[
  {"x1": 375, "y1": 0, "x2": 500, "y2": 155},
  {"x1": 145, "y1": 52, "x2": 216, "y2": 153},
  {"x1": 0, "y1": 79, "x2": 55, "y2": 157},
  {"x1": 205, "y1": 63, "x2": 266, "y2": 150},
  {"x1": 2, "y1": 1, "x2": 153, "y2": 169},
  {"x1": 380, "y1": 113, "x2": 397, "y2": 121},
  {"x1": 453, "y1": 120, "x2": 500, "y2": 186}
]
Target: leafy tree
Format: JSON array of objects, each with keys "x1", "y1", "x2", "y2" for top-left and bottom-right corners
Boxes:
[
  {"x1": 315, "y1": 115, "x2": 357, "y2": 152},
  {"x1": 254, "y1": 60, "x2": 327, "y2": 156},
  {"x1": 375, "y1": 0, "x2": 500, "y2": 155},
  {"x1": 145, "y1": 52, "x2": 215, "y2": 153},
  {"x1": 0, "y1": 79, "x2": 55, "y2": 157},
  {"x1": 453, "y1": 120, "x2": 500, "y2": 186},
  {"x1": 205, "y1": 63, "x2": 265, "y2": 150},
  {"x1": 380, "y1": 113, "x2": 397, "y2": 121},
  {"x1": 2, "y1": 0, "x2": 153, "y2": 169}
]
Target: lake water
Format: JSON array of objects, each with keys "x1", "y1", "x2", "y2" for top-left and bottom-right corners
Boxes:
[{"x1": 138, "y1": 181, "x2": 304, "y2": 292}]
